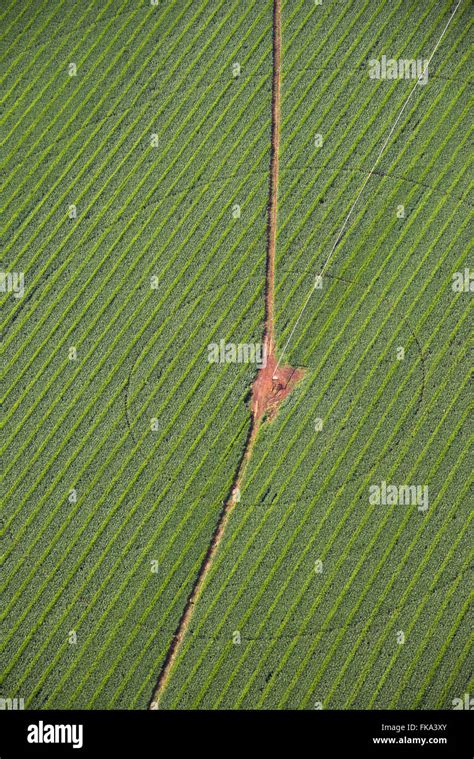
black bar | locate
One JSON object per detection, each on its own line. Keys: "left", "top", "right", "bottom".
{"left": 0, "top": 710, "right": 472, "bottom": 757}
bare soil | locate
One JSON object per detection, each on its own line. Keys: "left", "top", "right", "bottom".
{"left": 149, "top": 0, "right": 302, "bottom": 709}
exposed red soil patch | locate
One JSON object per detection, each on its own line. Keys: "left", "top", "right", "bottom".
{"left": 252, "top": 342, "right": 304, "bottom": 422}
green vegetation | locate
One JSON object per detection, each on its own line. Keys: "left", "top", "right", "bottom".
{"left": 160, "top": 0, "right": 473, "bottom": 709}
{"left": 1, "top": 0, "right": 472, "bottom": 710}
{"left": 1, "top": 0, "right": 273, "bottom": 708}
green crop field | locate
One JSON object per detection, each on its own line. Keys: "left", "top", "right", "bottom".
{"left": 1, "top": 0, "right": 472, "bottom": 712}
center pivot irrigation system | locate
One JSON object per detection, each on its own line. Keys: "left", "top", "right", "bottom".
{"left": 148, "top": 0, "right": 463, "bottom": 709}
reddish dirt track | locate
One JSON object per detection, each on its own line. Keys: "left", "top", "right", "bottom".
{"left": 251, "top": 0, "right": 302, "bottom": 425}
{"left": 149, "top": 0, "right": 302, "bottom": 709}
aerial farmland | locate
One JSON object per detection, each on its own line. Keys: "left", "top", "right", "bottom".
{"left": 1, "top": 0, "right": 472, "bottom": 716}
